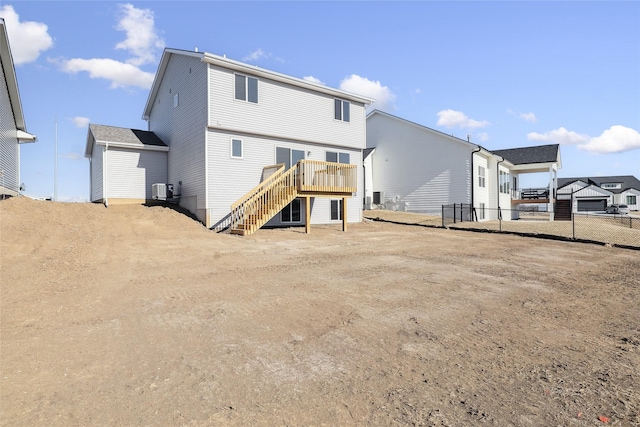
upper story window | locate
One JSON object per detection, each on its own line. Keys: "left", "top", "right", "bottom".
{"left": 173, "top": 93, "right": 179, "bottom": 108}
{"left": 601, "top": 183, "right": 621, "bottom": 189}
{"left": 334, "top": 99, "right": 350, "bottom": 122}
{"left": 326, "top": 151, "right": 350, "bottom": 164}
{"left": 499, "top": 170, "right": 510, "bottom": 194}
{"left": 235, "top": 74, "right": 258, "bottom": 103}
{"left": 478, "top": 166, "right": 486, "bottom": 188}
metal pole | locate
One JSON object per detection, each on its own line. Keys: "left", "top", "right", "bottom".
{"left": 54, "top": 116, "right": 58, "bottom": 202}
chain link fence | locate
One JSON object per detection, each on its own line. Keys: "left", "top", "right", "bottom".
{"left": 444, "top": 206, "right": 640, "bottom": 250}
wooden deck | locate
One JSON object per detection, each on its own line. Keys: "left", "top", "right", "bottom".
{"left": 229, "top": 160, "right": 356, "bottom": 236}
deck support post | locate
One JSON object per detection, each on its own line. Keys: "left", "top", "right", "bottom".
{"left": 342, "top": 197, "right": 347, "bottom": 232}
{"left": 305, "top": 196, "right": 311, "bottom": 234}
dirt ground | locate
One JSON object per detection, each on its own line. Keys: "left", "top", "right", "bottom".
{"left": 1, "top": 197, "right": 639, "bottom": 426}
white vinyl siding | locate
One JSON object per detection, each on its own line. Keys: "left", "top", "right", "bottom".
{"left": 148, "top": 54, "right": 208, "bottom": 212}
{"left": 105, "top": 147, "right": 167, "bottom": 199}
{"left": 473, "top": 154, "right": 491, "bottom": 219}
{"left": 366, "top": 112, "right": 473, "bottom": 215}
{"left": 90, "top": 144, "right": 104, "bottom": 201}
{"left": 208, "top": 64, "right": 366, "bottom": 150}
{"left": 206, "top": 130, "right": 361, "bottom": 228}
{"left": 0, "top": 60, "right": 19, "bottom": 195}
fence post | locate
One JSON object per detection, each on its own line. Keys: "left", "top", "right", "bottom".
{"left": 442, "top": 205, "right": 444, "bottom": 227}
{"left": 572, "top": 213, "right": 575, "bottom": 239}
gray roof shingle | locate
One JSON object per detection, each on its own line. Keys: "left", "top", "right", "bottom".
{"left": 558, "top": 175, "right": 640, "bottom": 194}
{"left": 90, "top": 124, "right": 167, "bottom": 147}
{"left": 492, "top": 144, "right": 559, "bottom": 165}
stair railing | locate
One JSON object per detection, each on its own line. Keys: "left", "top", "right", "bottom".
{"left": 230, "top": 164, "right": 285, "bottom": 231}
{"left": 230, "top": 165, "right": 298, "bottom": 235}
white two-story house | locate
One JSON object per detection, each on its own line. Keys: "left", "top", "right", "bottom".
{"left": 86, "top": 48, "right": 371, "bottom": 234}
{"left": 365, "top": 110, "right": 562, "bottom": 221}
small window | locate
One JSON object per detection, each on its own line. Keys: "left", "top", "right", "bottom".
{"left": 231, "top": 138, "right": 243, "bottom": 158}
{"left": 173, "top": 93, "right": 179, "bottom": 108}
{"left": 235, "top": 74, "right": 258, "bottom": 103}
{"left": 334, "top": 99, "right": 350, "bottom": 122}
{"left": 627, "top": 195, "right": 637, "bottom": 205}
{"left": 478, "top": 166, "right": 486, "bottom": 188}
{"left": 326, "top": 151, "right": 350, "bottom": 164}
{"left": 331, "top": 199, "right": 343, "bottom": 220}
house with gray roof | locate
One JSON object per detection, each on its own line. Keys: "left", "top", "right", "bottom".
{"left": 0, "top": 18, "right": 37, "bottom": 198}
{"left": 85, "top": 48, "right": 371, "bottom": 234}
{"left": 84, "top": 124, "right": 168, "bottom": 205}
{"left": 558, "top": 175, "right": 640, "bottom": 212}
{"left": 365, "top": 110, "right": 562, "bottom": 220}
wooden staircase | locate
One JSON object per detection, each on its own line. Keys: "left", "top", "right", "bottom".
{"left": 229, "top": 164, "right": 299, "bottom": 236}
{"left": 554, "top": 199, "right": 572, "bottom": 221}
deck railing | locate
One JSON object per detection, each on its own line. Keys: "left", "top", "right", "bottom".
{"left": 512, "top": 187, "right": 551, "bottom": 200}
{"left": 298, "top": 159, "right": 357, "bottom": 194}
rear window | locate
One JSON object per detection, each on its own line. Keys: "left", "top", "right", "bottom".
{"left": 619, "top": 204, "right": 628, "bottom": 208}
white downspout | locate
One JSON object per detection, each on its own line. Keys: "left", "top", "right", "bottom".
{"left": 104, "top": 142, "right": 109, "bottom": 207}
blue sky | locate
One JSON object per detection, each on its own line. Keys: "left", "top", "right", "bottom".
{"left": 3, "top": 1, "right": 639, "bottom": 201}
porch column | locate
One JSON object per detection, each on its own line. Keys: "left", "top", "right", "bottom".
{"left": 305, "top": 196, "right": 311, "bottom": 234}
{"left": 342, "top": 197, "right": 347, "bottom": 232}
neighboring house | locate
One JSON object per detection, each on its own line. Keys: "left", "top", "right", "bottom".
{"left": 365, "top": 110, "right": 562, "bottom": 221}
{"left": 0, "top": 18, "right": 36, "bottom": 197}
{"left": 558, "top": 176, "right": 640, "bottom": 212}
{"left": 86, "top": 48, "right": 372, "bottom": 234}
{"left": 84, "top": 124, "right": 169, "bottom": 204}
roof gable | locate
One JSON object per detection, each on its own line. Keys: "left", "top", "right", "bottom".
{"left": 366, "top": 109, "right": 492, "bottom": 155}
{"left": 0, "top": 18, "right": 35, "bottom": 140}
{"left": 558, "top": 175, "right": 640, "bottom": 194}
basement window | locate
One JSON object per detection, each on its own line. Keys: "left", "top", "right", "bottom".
{"left": 331, "top": 199, "right": 343, "bottom": 220}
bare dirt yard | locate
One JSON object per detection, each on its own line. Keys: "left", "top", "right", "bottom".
{"left": 1, "top": 197, "right": 639, "bottom": 426}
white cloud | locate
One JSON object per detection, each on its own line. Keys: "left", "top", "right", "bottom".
{"left": 578, "top": 125, "right": 640, "bottom": 154}
{"left": 0, "top": 5, "right": 53, "bottom": 65}
{"left": 70, "top": 116, "right": 90, "bottom": 128}
{"left": 477, "top": 132, "right": 490, "bottom": 142}
{"left": 115, "top": 3, "right": 164, "bottom": 66}
{"left": 527, "top": 127, "right": 589, "bottom": 145}
{"left": 58, "top": 4, "right": 161, "bottom": 90}
{"left": 527, "top": 125, "right": 640, "bottom": 154}
{"left": 519, "top": 112, "right": 537, "bottom": 123}
{"left": 436, "top": 109, "right": 489, "bottom": 129}
{"left": 303, "top": 75, "right": 324, "bottom": 85}
{"left": 243, "top": 48, "right": 269, "bottom": 62}
{"left": 339, "top": 74, "right": 395, "bottom": 111}
{"left": 61, "top": 58, "right": 155, "bottom": 89}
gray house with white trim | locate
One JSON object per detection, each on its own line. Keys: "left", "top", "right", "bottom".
{"left": 0, "top": 18, "right": 36, "bottom": 197}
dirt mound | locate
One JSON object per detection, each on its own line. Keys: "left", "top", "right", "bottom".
{"left": 1, "top": 197, "right": 207, "bottom": 239}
